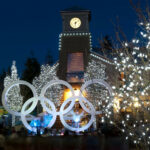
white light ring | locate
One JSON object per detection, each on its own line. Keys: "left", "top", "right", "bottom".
{"left": 39, "top": 97, "right": 57, "bottom": 128}
{"left": 2, "top": 80, "right": 38, "bottom": 116}
{"left": 96, "top": 111, "right": 102, "bottom": 115}
{"left": 80, "top": 79, "right": 113, "bottom": 108}
{"left": 80, "top": 79, "right": 113, "bottom": 97}
{"left": 21, "top": 97, "right": 39, "bottom": 131}
{"left": 40, "top": 80, "right": 75, "bottom": 113}
{"left": 60, "top": 96, "right": 76, "bottom": 115}
{"left": 21, "top": 97, "right": 56, "bottom": 131}
{"left": 78, "top": 96, "right": 96, "bottom": 115}
{"left": 59, "top": 96, "right": 95, "bottom": 132}
{"left": 40, "top": 96, "right": 56, "bottom": 115}
{"left": 79, "top": 97, "right": 102, "bottom": 115}
{"left": 22, "top": 97, "right": 38, "bottom": 115}
{"left": 60, "top": 114, "right": 95, "bottom": 132}
{"left": 40, "top": 80, "right": 75, "bottom": 97}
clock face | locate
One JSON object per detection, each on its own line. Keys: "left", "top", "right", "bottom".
{"left": 70, "top": 17, "right": 81, "bottom": 29}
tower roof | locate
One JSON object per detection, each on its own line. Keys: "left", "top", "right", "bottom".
{"left": 61, "top": 6, "right": 90, "bottom": 13}
{"left": 61, "top": 6, "right": 91, "bottom": 21}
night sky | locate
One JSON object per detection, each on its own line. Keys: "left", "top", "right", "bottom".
{"left": 0, "top": 0, "right": 146, "bottom": 75}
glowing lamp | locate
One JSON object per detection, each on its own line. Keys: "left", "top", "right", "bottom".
{"left": 74, "top": 116, "right": 80, "bottom": 122}
{"left": 74, "top": 88, "right": 80, "bottom": 96}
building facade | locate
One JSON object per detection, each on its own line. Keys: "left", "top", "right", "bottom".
{"left": 57, "top": 7, "right": 117, "bottom": 89}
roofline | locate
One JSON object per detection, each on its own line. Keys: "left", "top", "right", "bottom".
{"left": 90, "top": 51, "right": 114, "bottom": 65}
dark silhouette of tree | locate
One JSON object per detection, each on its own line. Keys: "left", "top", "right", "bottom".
{"left": 45, "top": 50, "right": 54, "bottom": 65}
{"left": 22, "top": 57, "right": 40, "bottom": 83}
{"left": 0, "top": 68, "right": 9, "bottom": 105}
{"left": 93, "top": 35, "right": 114, "bottom": 59}
{"left": 100, "top": 35, "right": 113, "bottom": 50}
{"left": 7, "top": 66, "right": 11, "bottom": 76}
{"left": 21, "top": 56, "right": 40, "bottom": 101}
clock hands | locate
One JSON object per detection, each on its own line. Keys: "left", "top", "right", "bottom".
{"left": 74, "top": 21, "right": 77, "bottom": 26}
{"left": 74, "top": 20, "right": 80, "bottom": 27}
{"left": 70, "top": 17, "right": 81, "bottom": 29}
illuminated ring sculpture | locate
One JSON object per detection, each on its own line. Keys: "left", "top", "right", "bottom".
{"left": 40, "top": 80, "right": 75, "bottom": 113}
{"left": 21, "top": 96, "right": 57, "bottom": 131}
{"left": 59, "top": 96, "right": 95, "bottom": 132}
{"left": 2, "top": 79, "right": 113, "bottom": 132}
{"left": 21, "top": 80, "right": 75, "bottom": 131}
{"left": 2, "top": 80, "right": 38, "bottom": 116}
{"left": 80, "top": 79, "right": 113, "bottom": 114}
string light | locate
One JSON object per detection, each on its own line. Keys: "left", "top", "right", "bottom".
{"left": 113, "top": 18, "right": 150, "bottom": 146}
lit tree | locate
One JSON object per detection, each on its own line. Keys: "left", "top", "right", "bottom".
{"left": 32, "top": 64, "right": 63, "bottom": 109}
{"left": 84, "top": 59, "right": 108, "bottom": 108}
{"left": 84, "top": 58, "right": 112, "bottom": 128}
{"left": 113, "top": 9, "right": 150, "bottom": 147}
{"left": 4, "top": 61, "right": 23, "bottom": 126}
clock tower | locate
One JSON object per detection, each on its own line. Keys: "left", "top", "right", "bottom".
{"left": 61, "top": 7, "right": 90, "bottom": 33}
{"left": 57, "top": 7, "right": 92, "bottom": 84}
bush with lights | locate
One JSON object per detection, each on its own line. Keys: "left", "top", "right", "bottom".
{"left": 113, "top": 8, "right": 150, "bottom": 147}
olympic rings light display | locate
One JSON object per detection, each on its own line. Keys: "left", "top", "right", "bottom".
{"left": 2, "top": 79, "right": 113, "bottom": 132}
{"left": 2, "top": 80, "right": 38, "bottom": 116}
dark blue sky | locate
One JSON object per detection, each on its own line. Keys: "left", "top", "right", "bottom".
{"left": 0, "top": 0, "right": 144, "bottom": 75}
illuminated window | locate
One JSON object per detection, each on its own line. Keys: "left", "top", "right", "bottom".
{"left": 67, "top": 53, "right": 84, "bottom": 72}
{"left": 67, "top": 53, "right": 84, "bottom": 83}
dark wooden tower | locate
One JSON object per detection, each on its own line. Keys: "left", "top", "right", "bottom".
{"left": 57, "top": 7, "right": 92, "bottom": 84}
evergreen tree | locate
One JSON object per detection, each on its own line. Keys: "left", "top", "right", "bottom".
{"left": 0, "top": 69, "right": 6, "bottom": 106}
{"left": 84, "top": 58, "right": 112, "bottom": 128}
{"left": 22, "top": 57, "right": 40, "bottom": 83}
{"left": 33, "top": 64, "right": 63, "bottom": 108}
{"left": 84, "top": 58, "right": 108, "bottom": 109}
{"left": 21, "top": 56, "right": 40, "bottom": 101}
{"left": 45, "top": 50, "right": 54, "bottom": 65}
{"left": 4, "top": 61, "right": 23, "bottom": 126}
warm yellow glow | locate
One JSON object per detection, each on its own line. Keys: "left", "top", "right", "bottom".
{"left": 70, "top": 17, "right": 81, "bottom": 29}
{"left": 133, "top": 101, "right": 140, "bottom": 108}
{"left": 133, "top": 97, "right": 140, "bottom": 108}
{"left": 113, "top": 97, "right": 120, "bottom": 113}
{"left": 64, "top": 88, "right": 80, "bottom": 101}
{"left": 64, "top": 89, "right": 72, "bottom": 101}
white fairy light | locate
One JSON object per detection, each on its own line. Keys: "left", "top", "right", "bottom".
{"left": 4, "top": 61, "right": 23, "bottom": 126}
{"left": 113, "top": 16, "right": 150, "bottom": 147}
{"left": 33, "top": 63, "right": 63, "bottom": 107}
